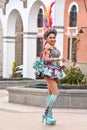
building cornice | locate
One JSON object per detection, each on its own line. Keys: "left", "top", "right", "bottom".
{"left": 0, "top": 0, "right": 9, "bottom": 15}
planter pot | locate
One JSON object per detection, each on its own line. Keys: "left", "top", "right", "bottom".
{"left": 7, "top": 87, "right": 87, "bottom": 109}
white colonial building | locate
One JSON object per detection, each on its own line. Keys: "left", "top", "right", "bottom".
{"left": 0, "top": 0, "right": 65, "bottom": 79}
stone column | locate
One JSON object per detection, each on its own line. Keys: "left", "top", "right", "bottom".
{"left": 23, "top": 32, "right": 37, "bottom": 79}
{"left": 3, "top": 36, "right": 15, "bottom": 78}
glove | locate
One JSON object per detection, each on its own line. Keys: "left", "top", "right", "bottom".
{"left": 53, "top": 58, "right": 62, "bottom": 61}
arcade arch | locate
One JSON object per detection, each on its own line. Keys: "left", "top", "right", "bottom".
{"left": 7, "top": 9, "right": 23, "bottom": 65}
{"left": 23, "top": 0, "right": 45, "bottom": 79}
{"left": 3, "top": 9, "right": 23, "bottom": 77}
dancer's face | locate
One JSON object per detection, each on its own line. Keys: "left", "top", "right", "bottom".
{"left": 46, "top": 33, "right": 56, "bottom": 46}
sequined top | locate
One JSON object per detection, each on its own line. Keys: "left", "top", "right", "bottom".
{"left": 50, "top": 49, "right": 60, "bottom": 58}
{"left": 41, "top": 48, "right": 60, "bottom": 66}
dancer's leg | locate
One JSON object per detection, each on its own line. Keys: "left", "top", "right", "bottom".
{"left": 42, "top": 77, "right": 59, "bottom": 125}
{"left": 44, "top": 76, "right": 59, "bottom": 95}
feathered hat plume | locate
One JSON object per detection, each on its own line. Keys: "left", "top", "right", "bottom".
{"left": 44, "top": 1, "right": 56, "bottom": 28}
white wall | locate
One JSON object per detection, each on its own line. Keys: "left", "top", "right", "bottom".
{"left": 0, "top": 0, "right": 65, "bottom": 78}
{"left": 54, "top": 0, "right": 66, "bottom": 57}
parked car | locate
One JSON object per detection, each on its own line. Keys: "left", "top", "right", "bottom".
{"left": 15, "top": 65, "right": 23, "bottom": 77}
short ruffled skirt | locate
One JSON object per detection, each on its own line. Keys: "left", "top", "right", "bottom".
{"left": 33, "top": 59, "right": 66, "bottom": 80}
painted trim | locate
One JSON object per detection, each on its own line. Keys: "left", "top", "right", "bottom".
{"left": 68, "top": 2, "right": 79, "bottom": 13}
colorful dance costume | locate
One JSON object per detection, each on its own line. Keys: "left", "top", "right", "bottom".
{"left": 33, "top": 1, "right": 66, "bottom": 125}
{"left": 33, "top": 47, "right": 66, "bottom": 80}
{"left": 33, "top": 47, "right": 66, "bottom": 125}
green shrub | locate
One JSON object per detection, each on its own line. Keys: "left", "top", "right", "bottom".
{"left": 59, "top": 67, "right": 86, "bottom": 85}
{"left": 12, "top": 61, "right": 18, "bottom": 78}
{"left": 12, "top": 61, "right": 17, "bottom": 73}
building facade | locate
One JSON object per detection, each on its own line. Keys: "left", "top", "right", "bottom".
{"left": 64, "top": 0, "right": 87, "bottom": 74}
{"left": 0, "top": 0, "right": 87, "bottom": 79}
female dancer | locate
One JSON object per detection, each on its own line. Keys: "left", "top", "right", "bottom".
{"left": 33, "top": 28, "right": 66, "bottom": 125}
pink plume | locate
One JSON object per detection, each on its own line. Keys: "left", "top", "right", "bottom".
{"left": 44, "top": 1, "right": 56, "bottom": 28}
{"left": 49, "top": 1, "right": 56, "bottom": 27}
{"left": 50, "top": 1, "right": 56, "bottom": 15}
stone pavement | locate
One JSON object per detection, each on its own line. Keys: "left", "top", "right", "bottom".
{"left": 0, "top": 90, "right": 87, "bottom": 130}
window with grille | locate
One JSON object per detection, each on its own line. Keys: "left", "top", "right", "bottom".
{"left": 69, "top": 5, "right": 77, "bottom": 27}
{"left": 37, "top": 8, "right": 43, "bottom": 27}
{"left": 68, "top": 38, "right": 77, "bottom": 60}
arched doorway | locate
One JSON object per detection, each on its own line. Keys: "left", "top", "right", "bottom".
{"left": 3, "top": 9, "right": 23, "bottom": 77}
